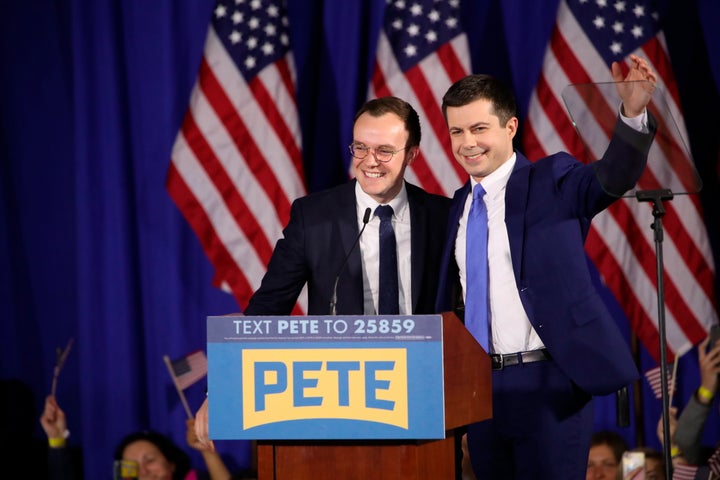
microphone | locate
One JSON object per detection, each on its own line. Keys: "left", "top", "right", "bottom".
{"left": 329, "top": 207, "right": 372, "bottom": 315}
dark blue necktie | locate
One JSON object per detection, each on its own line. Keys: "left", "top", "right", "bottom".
{"left": 375, "top": 205, "right": 399, "bottom": 315}
{"left": 465, "top": 184, "right": 489, "bottom": 351}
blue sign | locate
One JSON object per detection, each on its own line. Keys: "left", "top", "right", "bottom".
{"left": 207, "top": 315, "right": 445, "bottom": 440}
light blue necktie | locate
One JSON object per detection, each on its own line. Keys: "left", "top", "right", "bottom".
{"left": 375, "top": 205, "right": 399, "bottom": 315}
{"left": 465, "top": 184, "right": 489, "bottom": 351}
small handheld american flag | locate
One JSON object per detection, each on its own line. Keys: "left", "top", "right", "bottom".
{"left": 644, "top": 361, "right": 677, "bottom": 401}
{"left": 671, "top": 463, "right": 698, "bottom": 480}
{"left": 163, "top": 350, "right": 208, "bottom": 419}
{"left": 708, "top": 444, "right": 720, "bottom": 477}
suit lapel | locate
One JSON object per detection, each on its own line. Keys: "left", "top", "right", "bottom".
{"left": 505, "top": 153, "right": 531, "bottom": 284}
{"left": 336, "top": 181, "right": 365, "bottom": 312}
{"left": 438, "top": 182, "right": 470, "bottom": 308}
{"left": 337, "top": 182, "right": 360, "bottom": 263}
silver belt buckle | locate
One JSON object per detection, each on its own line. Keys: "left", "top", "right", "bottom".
{"left": 494, "top": 354, "right": 504, "bottom": 370}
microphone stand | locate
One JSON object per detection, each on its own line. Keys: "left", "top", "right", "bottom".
{"left": 329, "top": 207, "right": 371, "bottom": 315}
{"left": 635, "top": 188, "right": 674, "bottom": 480}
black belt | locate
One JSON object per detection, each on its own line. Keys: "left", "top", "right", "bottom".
{"left": 490, "top": 349, "right": 551, "bottom": 370}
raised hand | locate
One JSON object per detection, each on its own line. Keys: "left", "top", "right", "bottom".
{"left": 697, "top": 334, "right": 720, "bottom": 402}
{"left": 40, "top": 395, "right": 67, "bottom": 440}
{"left": 611, "top": 54, "right": 657, "bottom": 118}
{"left": 194, "top": 397, "right": 215, "bottom": 451}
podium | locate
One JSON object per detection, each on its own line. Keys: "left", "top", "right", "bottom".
{"left": 253, "top": 312, "right": 491, "bottom": 479}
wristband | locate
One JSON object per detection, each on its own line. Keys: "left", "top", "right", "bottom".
{"left": 697, "top": 386, "right": 714, "bottom": 403}
{"left": 48, "top": 428, "right": 70, "bottom": 448}
{"left": 48, "top": 437, "right": 67, "bottom": 448}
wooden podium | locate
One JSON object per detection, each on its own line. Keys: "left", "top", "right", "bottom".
{"left": 255, "top": 312, "right": 491, "bottom": 479}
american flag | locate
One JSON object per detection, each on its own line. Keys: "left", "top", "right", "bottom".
{"left": 523, "top": 0, "right": 717, "bottom": 362}
{"left": 709, "top": 444, "right": 720, "bottom": 476}
{"left": 166, "top": 350, "right": 207, "bottom": 390}
{"left": 643, "top": 364, "right": 674, "bottom": 400}
{"left": 367, "top": 0, "right": 470, "bottom": 196}
{"left": 166, "top": 0, "right": 306, "bottom": 312}
{"left": 671, "top": 464, "right": 699, "bottom": 480}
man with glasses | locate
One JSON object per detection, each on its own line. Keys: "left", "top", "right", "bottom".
{"left": 241, "top": 95, "right": 450, "bottom": 317}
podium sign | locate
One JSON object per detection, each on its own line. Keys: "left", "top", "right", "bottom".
{"left": 207, "top": 315, "right": 445, "bottom": 440}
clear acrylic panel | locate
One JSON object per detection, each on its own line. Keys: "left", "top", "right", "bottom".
{"left": 561, "top": 81, "right": 701, "bottom": 197}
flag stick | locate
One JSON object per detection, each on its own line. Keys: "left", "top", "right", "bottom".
{"left": 669, "top": 355, "right": 679, "bottom": 406}
{"left": 51, "top": 337, "right": 75, "bottom": 397}
{"left": 163, "top": 355, "right": 194, "bottom": 419}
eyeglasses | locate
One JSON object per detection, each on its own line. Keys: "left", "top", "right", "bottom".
{"left": 348, "top": 143, "right": 409, "bottom": 163}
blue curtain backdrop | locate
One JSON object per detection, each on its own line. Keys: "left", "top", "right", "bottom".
{"left": 1, "top": 0, "right": 719, "bottom": 478}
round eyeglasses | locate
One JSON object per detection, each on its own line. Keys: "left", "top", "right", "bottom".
{"left": 348, "top": 143, "right": 409, "bottom": 163}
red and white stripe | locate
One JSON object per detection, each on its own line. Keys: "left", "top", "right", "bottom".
{"left": 671, "top": 464, "right": 699, "bottom": 480}
{"left": 643, "top": 364, "right": 674, "bottom": 401}
{"left": 167, "top": 26, "right": 306, "bottom": 313}
{"left": 368, "top": 32, "right": 470, "bottom": 197}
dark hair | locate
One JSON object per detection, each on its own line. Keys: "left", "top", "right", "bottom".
{"left": 632, "top": 446, "right": 663, "bottom": 461}
{"left": 113, "top": 430, "right": 191, "bottom": 480}
{"left": 590, "top": 430, "right": 629, "bottom": 463}
{"left": 353, "top": 96, "right": 421, "bottom": 148}
{"left": 441, "top": 74, "right": 517, "bottom": 126}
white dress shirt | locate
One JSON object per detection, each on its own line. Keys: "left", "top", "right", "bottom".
{"left": 455, "top": 154, "right": 544, "bottom": 354}
{"left": 355, "top": 182, "right": 412, "bottom": 315}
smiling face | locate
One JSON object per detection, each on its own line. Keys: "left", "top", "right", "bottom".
{"left": 122, "top": 440, "right": 176, "bottom": 480}
{"left": 351, "top": 111, "right": 417, "bottom": 204}
{"left": 446, "top": 97, "right": 517, "bottom": 183}
{"left": 586, "top": 444, "right": 620, "bottom": 480}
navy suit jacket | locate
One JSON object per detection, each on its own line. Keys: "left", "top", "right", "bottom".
{"left": 246, "top": 180, "right": 451, "bottom": 316}
{"left": 436, "top": 117, "right": 657, "bottom": 396}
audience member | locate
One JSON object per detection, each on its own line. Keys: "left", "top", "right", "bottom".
{"left": 587, "top": 430, "right": 628, "bottom": 480}
{"left": 640, "top": 447, "right": 665, "bottom": 480}
{"left": 673, "top": 332, "right": 720, "bottom": 465}
{"left": 621, "top": 447, "right": 665, "bottom": 480}
{"left": 40, "top": 394, "right": 80, "bottom": 479}
{"left": 655, "top": 331, "right": 719, "bottom": 469}
{"left": 114, "top": 429, "right": 194, "bottom": 480}
{"left": 1, "top": 379, "right": 57, "bottom": 479}
{"left": 185, "top": 418, "right": 232, "bottom": 480}
{"left": 40, "top": 395, "right": 238, "bottom": 480}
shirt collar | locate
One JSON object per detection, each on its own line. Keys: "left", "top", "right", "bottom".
{"left": 470, "top": 153, "right": 516, "bottom": 200}
{"left": 355, "top": 181, "right": 409, "bottom": 221}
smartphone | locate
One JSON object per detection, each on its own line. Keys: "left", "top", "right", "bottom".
{"left": 707, "top": 324, "right": 720, "bottom": 353}
{"left": 622, "top": 451, "right": 645, "bottom": 479}
{"left": 113, "top": 460, "right": 138, "bottom": 480}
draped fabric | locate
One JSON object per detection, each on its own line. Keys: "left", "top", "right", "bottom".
{"left": 1, "top": 1, "right": 718, "bottom": 478}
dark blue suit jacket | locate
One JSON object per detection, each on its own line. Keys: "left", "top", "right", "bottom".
{"left": 246, "top": 180, "right": 450, "bottom": 316}
{"left": 436, "top": 118, "right": 656, "bottom": 396}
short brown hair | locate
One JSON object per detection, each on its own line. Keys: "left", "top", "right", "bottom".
{"left": 441, "top": 74, "right": 517, "bottom": 126}
{"left": 354, "top": 96, "right": 421, "bottom": 148}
